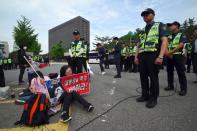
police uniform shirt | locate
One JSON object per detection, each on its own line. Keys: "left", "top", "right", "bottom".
{"left": 113, "top": 42, "right": 121, "bottom": 58}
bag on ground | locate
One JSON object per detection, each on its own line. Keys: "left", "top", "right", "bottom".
{"left": 15, "top": 94, "right": 49, "bottom": 126}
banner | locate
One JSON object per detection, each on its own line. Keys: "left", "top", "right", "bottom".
{"left": 60, "top": 72, "right": 91, "bottom": 95}
{"left": 45, "top": 72, "right": 91, "bottom": 95}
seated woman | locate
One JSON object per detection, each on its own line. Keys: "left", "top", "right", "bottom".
{"left": 58, "top": 65, "right": 94, "bottom": 122}
{"left": 29, "top": 67, "right": 94, "bottom": 123}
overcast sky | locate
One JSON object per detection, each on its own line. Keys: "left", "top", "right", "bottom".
{"left": 0, "top": 0, "right": 196, "bottom": 53}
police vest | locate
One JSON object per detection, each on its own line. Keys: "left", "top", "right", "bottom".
{"left": 139, "top": 22, "right": 160, "bottom": 53}
{"left": 8, "top": 59, "right": 12, "bottom": 64}
{"left": 121, "top": 47, "right": 128, "bottom": 56}
{"left": 185, "top": 43, "right": 192, "bottom": 54}
{"left": 70, "top": 41, "right": 83, "bottom": 57}
{"left": 3, "top": 59, "right": 7, "bottom": 64}
{"left": 168, "top": 33, "right": 182, "bottom": 55}
{"left": 129, "top": 47, "right": 135, "bottom": 56}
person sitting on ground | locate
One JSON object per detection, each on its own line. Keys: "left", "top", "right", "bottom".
{"left": 29, "top": 68, "right": 94, "bottom": 123}
{"left": 57, "top": 65, "right": 94, "bottom": 122}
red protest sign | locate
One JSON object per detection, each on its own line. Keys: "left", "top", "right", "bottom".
{"left": 60, "top": 72, "right": 91, "bottom": 95}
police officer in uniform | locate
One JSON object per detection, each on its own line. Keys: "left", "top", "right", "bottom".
{"left": 8, "top": 58, "right": 12, "bottom": 70}
{"left": 3, "top": 58, "right": 8, "bottom": 70}
{"left": 129, "top": 42, "right": 137, "bottom": 72}
{"left": 112, "top": 37, "right": 122, "bottom": 78}
{"left": 120, "top": 43, "right": 129, "bottom": 72}
{"left": 165, "top": 21, "right": 187, "bottom": 96}
{"left": 69, "top": 30, "right": 84, "bottom": 74}
{"left": 104, "top": 49, "right": 110, "bottom": 69}
{"left": 185, "top": 42, "right": 192, "bottom": 73}
{"left": 135, "top": 8, "right": 168, "bottom": 108}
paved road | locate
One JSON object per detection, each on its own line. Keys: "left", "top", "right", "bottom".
{"left": 0, "top": 64, "right": 197, "bottom": 131}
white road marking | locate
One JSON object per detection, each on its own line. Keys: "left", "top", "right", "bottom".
{"left": 109, "top": 87, "right": 116, "bottom": 95}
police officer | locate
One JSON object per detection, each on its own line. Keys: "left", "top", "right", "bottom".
{"left": 104, "top": 49, "right": 110, "bottom": 69}
{"left": 3, "top": 58, "right": 8, "bottom": 70}
{"left": 69, "top": 30, "right": 84, "bottom": 74}
{"left": 185, "top": 42, "right": 192, "bottom": 73}
{"left": 81, "top": 38, "right": 89, "bottom": 72}
{"left": 112, "top": 37, "right": 122, "bottom": 78}
{"left": 129, "top": 42, "right": 137, "bottom": 72}
{"left": 8, "top": 58, "right": 12, "bottom": 70}
{"left": 165, "top": 21, "right": 187, "bottom": 96}
{"left": 96, "top": 43, "right": 106, "bottom": 75}
{"left": 120, "top": 43, "right": 129, "bottom": 72}
{"left": 135, "top": 8, "right": 168, "bottom": 108}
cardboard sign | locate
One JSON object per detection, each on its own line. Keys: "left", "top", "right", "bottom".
{"left": 60, "top": 72, "right": 91, "bottom": 95}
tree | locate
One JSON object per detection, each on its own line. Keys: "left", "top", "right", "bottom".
{"left": 93, "top": 35, "right": 113, "bottom": 50}
{"left": 93, "top": 35, "right": 112, "bottom": 45}
{"left": 50, "top": 41, "right": 65, "bottom": 60}
{"left": 181, "top": 18, "right": 197, "bottom": 42}
{"left": 13, "top": 16, "right": 41, "bottom": 55}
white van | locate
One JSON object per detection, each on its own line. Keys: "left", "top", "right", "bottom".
{"left": 88, "top": 51, "right": 99, "bottom": 64}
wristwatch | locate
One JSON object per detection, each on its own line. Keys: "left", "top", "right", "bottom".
{"left": 158, "top": 56, "right": 163, "bottom": 59}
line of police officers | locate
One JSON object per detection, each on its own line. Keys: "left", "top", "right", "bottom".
{"left": 0, "top": 55, "right": 49, "bottom": 71}
{"left": 110, "top": 8, "right": 191, "bottom": 108}
{"left": 68, "top": 8, "right": 195, "bottom": 109}
{"left": 0, "top": 58, "right": 14, "bottom": 70}
{"left": 134, "top": 8, "right": 189, "bottom": 108}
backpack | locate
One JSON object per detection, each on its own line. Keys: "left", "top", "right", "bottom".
{"left": 15, "top": 94, "right": 49, "bottom": 126}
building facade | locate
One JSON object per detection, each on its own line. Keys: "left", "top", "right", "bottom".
{"left": 48, "top": 16, "right": 90, "bottom": 52}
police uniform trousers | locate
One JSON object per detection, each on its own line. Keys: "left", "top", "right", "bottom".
{"left": 139, "top": 52, "right": 159, "bottom": 100}
{"left": 120, "top": 56, "right": 127, "bottom": 71}
{"left": 115, "top": 57, "right": 121, "bottom": 76}
{"left": 166, "top": 54, "right": 187, "bottom": 91}
{"left": 71, "top": 57, "right": 83, "bottom": 74}
{"left": 186, "top": 53, "right": 192, "bottom": 72}
{"left": 129, "top": 56, "right": 136, "bottom": 72}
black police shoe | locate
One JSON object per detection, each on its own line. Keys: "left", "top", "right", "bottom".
{"left": 164, "top": 86, "right": 174, "bottom": 91}
{"left": 114, "top": 75, "right": 121, "bottom": 78}
{"left": 146, "top": 100, "right": 157, "bottom": 108}
{"left": 179, "top": 90, "right": 187, "bottom": 96}
{"left": 136, "top": 96, "right": 149, "bottom": 102}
